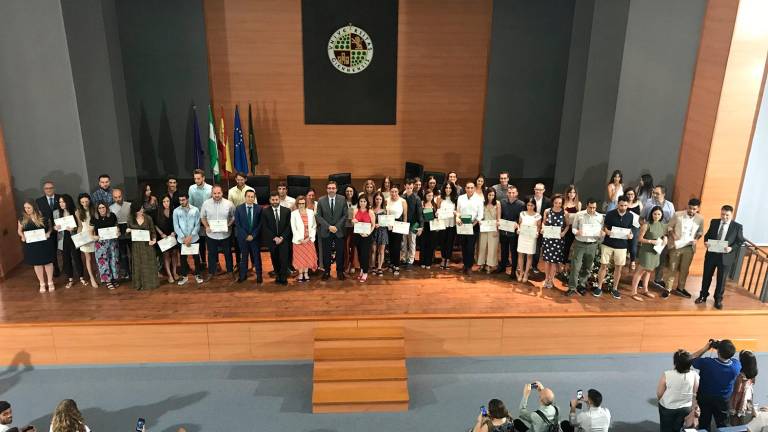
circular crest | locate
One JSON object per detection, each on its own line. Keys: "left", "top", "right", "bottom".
{"left": 327, "top": 25, "right": 374, "bottom": 74}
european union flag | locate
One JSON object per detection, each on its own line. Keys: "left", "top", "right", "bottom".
{"left": 233, "top": 105, "right": 248, "bottom": 174}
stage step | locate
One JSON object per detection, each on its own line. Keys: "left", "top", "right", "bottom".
{"left": 312, "top": 327, "right": 409, "bottom": 413}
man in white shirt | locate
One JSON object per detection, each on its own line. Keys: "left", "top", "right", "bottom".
{"left": 0, "top": 401, "right": 36, "bottom": 432}
{"left": 562, "top": 389, "right": 611, "bottom": 432}
{"left": 110, "top": 188, "right": 132, "bottom": 280}
{"left": 277, "top": 181, "right": 296, "bottom": 209}
{"left": 200, "top": 185, "right": 235, "bottom": 279}
{"left": 188, "top": 169, "right": 213, "bottom": 271}
{"left": 456, "top": 182, "right": 483, "bottom": 275}
{"left": 566, "top": 199, "right": 604, "bottom": 296}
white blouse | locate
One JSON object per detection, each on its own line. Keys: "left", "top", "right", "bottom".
{"left": 438, "top": 198, "right": 456, "bottom": 227}
{"left": 387, "top": 198, "right": 405, "bottom": 220}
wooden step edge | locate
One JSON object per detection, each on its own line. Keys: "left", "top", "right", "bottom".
{"left": 314, "top": 327, "right": 405, "bottom": 341}
{"left": 312, "top": 401, "right": 409, "bottom": 413}
{"left": 313, "top": 367, "right": 408, "bottom": 382}
{"left": 313, "top": 346, "right": 406, "bottom": 361}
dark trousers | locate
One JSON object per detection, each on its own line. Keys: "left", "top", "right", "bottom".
{"left": 269, "top": 242, "right": 290, "bottom": 282}
{"left": 420, "top": 230, "right": 436, "bottom": 267}
{"left": 354, "top": 234, "right": 372, "bottom": 273}
{"left": 238, "top": 237, "right": 263, "bottom": 280}
{"left": 180, "top": 244, "right": 201, "bottom": 276}
{"left": 206, "top": 236, "right": 233, "bottom": 274}
{"left": 117, "top": 230, "right": 131, "bottom": 278}
{"left": 198, "top": 233, "right": 207, "bottom": 265}
{"left": 388, "top": 232, "right": 403, "bottom": 268}
{"left": 659, "top": 404, "right": 692, "bottom": 432}
{"left": 698, "top": 392, "right": 729, "bottom": 430}
{"left": 440, "top": 226, "right": 456, "bottom": 261}
{"left": 499, "top": 234, "right": 519, "bottom": 272}
{"left": 459, "top": 228, "right": 476, "bottom": 270}
{"left": 563, "top": 230, "right": 575, "bottom": 264}
{"left": 233, "top": 240, "right": 241, "bottom": 269}
{"left": 700, "top": 253, "right": 731, "bottom": 302}
{"left": 322, "top": 235, "right": 345, "bottom": 276}
{"left": 48, "top": 235, "right": 60, "bottom": 274}
{"left": 532, "top": 235, "right": 542, "bottom": 270}
{"left": 61, "top": 236, "right": 83, "bottom": 279}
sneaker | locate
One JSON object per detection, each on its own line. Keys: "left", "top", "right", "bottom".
{"left": 661, "top": 290, "right": 670, "bottom": 299}
{"left": 675, "top": 288, "right": 692, "bottom": 298}
{"left": 577, "top": 286, "right": 587, "bottom": 296}
{"left": 177, "top": 276, "right": 189, "bottom": 286}
{"left": 654, "top": 280, "right": 666, "bottom": 289}
{"left": 592, "top": 287, "right": 602, "bottom": 297}
{"left": 194, "top": 275, "right": 204, "bottom": 284}
{"left": 611, "top": 289, "right": 621, "bottom": 299}
{"left": 565, "top": 289, "right": 577, "bottom": 297}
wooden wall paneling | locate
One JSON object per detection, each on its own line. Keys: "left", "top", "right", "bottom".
{"left": 0, "top": 326, "right": 57, "bottom": 365}
{"left": 0, "top": 125, "right": 23, "bottom": 279}
{"left": 639, "top": 315, "right": 768, "bottom": 352}
{"left": 203, "top": 0, "right": 492, "bottom": 179}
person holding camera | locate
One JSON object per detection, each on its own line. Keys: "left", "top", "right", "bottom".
{"left": 471, "top": 399, "right": 515, "bottom": 432}
{"left": 691, "top": 339, "right": 741, "bottom": 430}
{"left": 0, "top": 401, "right": 36, "bottom": 432}
{"left": 657, "top": 349, "right": 700, "bottom": 432}
{"left": 561, "top": 389, "right": 610, "bottom": 432}
{"left": 515, "top": 382, "right": 559, "bottom": 432}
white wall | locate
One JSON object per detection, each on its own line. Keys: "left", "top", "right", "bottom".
{"left": 738, "top": 81, "right": 768, "bottom": 245}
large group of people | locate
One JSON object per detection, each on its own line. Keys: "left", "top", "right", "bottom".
{"left": 18, "top": 169, "right": 745, "bottom": 307}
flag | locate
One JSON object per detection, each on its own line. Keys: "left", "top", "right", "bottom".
{"left": 192, "top": 106, "right": 203, "bottom": 169}
{"left": 207, "top": 105, "right": 219, "bottom": 182}
{"left": 248, "top": 103, "right": 258, "bottom": 173}
{"left": 233, "top": 105, "right": 248, "bottom": 174}
{"left": 217, "top": 107, "right": 230, "bottom": 180}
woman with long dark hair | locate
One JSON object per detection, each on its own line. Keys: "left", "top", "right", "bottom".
{"left": 127, "top": 200, "right": 158, "bottom": 290}
{"left": 636, "top": 173, "right": 655, "bottom": 204}
{"left": 629, "top": 205, "right": 666, "bottom": 301}
{"left": 92, "top": 201, "right": 120, "bottom": 289}
{"left": 605, "top": 170, "right": 624, "bottom": 212}
{"left": 351, "top": 195, "right": 376, "bottom": 282}
{"left": 470, "top": 398, "right": 513, "bottom": 432}
{"left": 419, "top": 189, "right": 439, "bottom": 269}
{"left": 437, "top": 181, "right": 458, "bottom": 269}
{"left": 730, "top": 350, "right": 758, "bottom": 425}
{"left": 75, "top": 193, "right": 99, "bottom": 288}
{"left": 54, "top": 194, "right": 85, "bottom": 288}
{"left": 343, "top": 185, "right": 360, "bottom": 274}
{"left": 155, "top": 195, "right": 180, "bottom": 284}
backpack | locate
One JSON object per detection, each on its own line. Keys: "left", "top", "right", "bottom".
{"left": 535, "top": 405, "right": 561, "bottom": 432}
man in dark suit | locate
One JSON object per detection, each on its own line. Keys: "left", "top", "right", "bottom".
{"left": 496, "top": 185, "right": 525, "bottom": 277}
{"left": 36, "top": 180, "right": 61, "bottom": 277}
{"left": 315, "top": 181, "right": 347, "bottom": 280}
{"left": 234, "top": 190, "right": 263, "bottom": 284}
{"left": 529, "top": 183, "right": 552, "bottom": 273}
{"left": 696, "top": 205, "right": 744, "bottom": 310}
{"left": 262, "top": 191, "right": 292, "bottom": 285}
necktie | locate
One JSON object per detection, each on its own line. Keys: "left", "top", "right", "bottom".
{"left": 718, "top": 223, "right": 725, "bottom": 241}
{"left": 274, "top": 208, "right": 280, "bottom": 225}
{"left": 330, "top": 197, "right": 334, "bottom": 213}
{"left": 247, "top": 206, "right": 253, "bottom": 231}
{"left": 49, "top": 197, "right": 54, "bottom": 209}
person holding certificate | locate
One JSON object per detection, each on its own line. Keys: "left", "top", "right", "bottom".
{"left": 155, "top": 195, "right": 180, "bottom": 284}
{"left": 497, "top": 186, "right": 525, "bottom": 277}
{"left": 351, "top": 195, "right": 375, "bottom": 282}
{"left": 188, "top": 169, "right": 213, "bottom": 272}
{"left": 541, "top": 194, "right": 567, "bottom": 289}
{"left": 561, "top": 185, "right": 582, "bottom": 278}
{"left": 663, "top": 198, "right": 704, "bottom": 298}
{"left": 290, "top": 195, "right": 317, "bottom": 283}
{"left": 625, "top": 189, "right": 643, "bottom": 272}
{"left": 456, "top": 182, "right": 484, "bottom": 275}
{"left": 437, "top": 182, "right": 458, "bottom": 270}
{"left": 36, "top": 180, "right": 61, "bottom": 277}
{"left": 91, "top": 202, "right": 120, "bottom": 289}
{"left": 629, "top": 206, "right": 667, "bottom": 301}
{"left": 566, "top": 199, "right": 603, "bottom": 296}
{"left": 385, "top": 185, "right": 408, "bottom": 276}
{"left": 75, "top": 193, "right": 99, "bottom": 288}
{"left": 516, "top": 198, "right": 542, "bottom": 282}
{"left": 54, "top": 194, "right": 85, "bottom": 289}
{"left": 697, "top": 205, "right": 744, "bottom": 310}
{"left": 173, "top": 192, "right": 204, "bottom": 285}
{"left": 17, "top": 200, "right": 54, "bottom": 292}
{"left": 127, "top": 201, "right": 158, "bottom": 290}
{"left": 109, "top": 188, "right": 132, "bottom": 281}
{"left": 595, "top": 195, "right": 634, "bottom": 299}
{"left": 476, "top": 188, "right": 500, "bottom": 273}
{"left": 235, "top": 190, "right": 263, "bottom": 284}
{"left": 419, "top": 190, "right": 439, "bottom": 269}
{"left": 342, "top": 185, "right": 360, "bottom": 275}
{"left": 371, "top": 192, "right": 389, "bottom": 276}
{"left": 200, "top": 186, "right": 235, "bottom": 279}
{"left": 401, "top": 179, "right": 424, "bottom": 267}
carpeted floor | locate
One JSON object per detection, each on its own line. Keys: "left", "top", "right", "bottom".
{"left": 0, "top": 353, "right": 764, "bottom": 431}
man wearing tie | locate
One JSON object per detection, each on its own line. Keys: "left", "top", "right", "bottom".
{"left": 315, "top": 181, "right": 347, "bottom": 280}
{"left": 263, "top": 191, "right": 292, "bottom": 285}
{"left": 36, "top": 181, "right": 61, "bottom": 277}
{"left": 234, "top": 190, "right": 263, "bottom": 284}
{"left": 696, "top": 205, "right": 744, "bottom": 310}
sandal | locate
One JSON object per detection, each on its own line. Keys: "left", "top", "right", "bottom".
{"left": 48, "top": 282, "right": 55, "bottom": 292}
{"left": 80, "top": 277, "right": 88, "bottom": 286}
{"left": 106, "top": 282, "right": 116, "bottom": 290}
{"left": 65, "top": 279, "right": 74, "bottom": 289}
{"left": 641, "top": 290, "right": 656, "bottom": 299}
{"left": 39, "top": 284, "right": 47, "bottom": 293}
{"left": 359, "top": 273, "right": 367, "bottom": 283}
{"left": 631, "top": 294, "right": 644, "bottom": 302}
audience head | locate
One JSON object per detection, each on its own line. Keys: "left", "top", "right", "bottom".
{"left": 647, "top": 205, "right": 663, "bottom": 223}
{"left": 178, "top": 191, "right": 189, "bottom": 207}
{"left": 484, "top": 188, "right": 496, "bottom": 206}
{"left": 609, "top": 170, "right": 623, "bottom": 185}
{"left": 464, "top": 182, "right": 476, "bottom": 196}
{"left": 295, "top": 195, "right": 307, "bottom": 210}
{"left": 97, "top": 174, "right": 111, "bottom": 190}
{"left": 686, "top": 198, "right": 701, "bottom": 216}
{"left": 524, "top": 197, "right": 537, "bottom": 212}
{"left": 112, "top": 188, "right": 123, "bottom": 204}
{"left": 550, "top": 194, "right": 563, "bottom": 210}
{"left": 716, "top": 339, "right": 736, "bottom": 360}
{"left": 51, "top": 399, "right": 85, "bottom": 432}
{"left": 673, "top": 349, "right": 694, "bottom": 373}
{"left": 740, "top": 350, "right": 758, "bottom": 380}
{"left": 540, "top": 387, "right": 555, "bottom": 406}
{"left": 277, "top": 181, "right": 288, "bottom": 197}
{"left": 244, "top": 189, "right": 256, "bottom": 205}
{"left": 616, "top": 195, "right": 629, "bottom": 213}
{"left": 269, "top": 191, "right": 280, "bottom": 207}
{"left": 440, "top": 181, "right": 457, "bottom": 202}
{"left": 585, "top": 198, "right": 598, "bottom": 215}
{"left": 327, "top": 181, "right": 338, "bottom": 196}
{"left": 42, "top": 180, "right": 55, "bottom": 196}
{"left": 358, "top": 194, "right": 370, "bottom": 211}
{"left": 533, "top": 183, "right": 545, "bottom": 199}
{"left": 587, "top": 389, "right": 603, "bottom": 408}
{"left": 652, "top": 185, "right": 667, "bottom": 202}
{"left": 211, "top": 185, "right": 223, "bottom": 200}
{"left": 0, "top": 401, "right": 11, "bottom": 425}
{"left": 380, "top": 176, "right": 392, "bottom": 192}
{"left": 166, "top": 174, "right": 178, "bottom": 191}
{"left": 58, "top": 194, "right": 76, "bottom": 215}
{"left": 192, "top": 169, "right": 205, "bottom": 185}
{"left": 506, "top": 185, "right": 518, "bottom": 202}
{"left": 499, "top": 171, "right": 509, "bottom": 186}
{"left": 721, "top": 205, "right": 734, "bottom": 223}
{"left": 487, "top": 398, "right": 509, "bottom": 420}
{"left": 344, "top": 185, "right": 358, "bottom": 204}
{"left": 564, "top": 184, "right": 578, "bottom": 204}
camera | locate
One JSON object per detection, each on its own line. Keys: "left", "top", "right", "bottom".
{"left": 709, "top": 339, "right": 721, "bottom": 350}
{"left": 480, "top": 405, "right": 488, "bottom": 417}
{"left": 530, "top": 382, "right": 538, "bottom": 390}
{"left": 576, "top": 390, "right": 583, "bottom": 409}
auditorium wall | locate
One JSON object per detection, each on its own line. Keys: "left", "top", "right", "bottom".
{"left": 738, "top": 78, "right": 768, "bottom": 245}
{"left": 203, "top": 0, "right": 492, "bottom": 180}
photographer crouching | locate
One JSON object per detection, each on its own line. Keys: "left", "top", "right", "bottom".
{"left": 690, "top": 339, "right": 741, "bottom": 430}
{"left": 515, "top": 381, "right": 559, "bottom": 432}
{"left": 561, "top": 389, "right": 610, "bottom": 432}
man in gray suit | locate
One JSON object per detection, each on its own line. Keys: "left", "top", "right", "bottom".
{"left": 316, "top": 181, "right": 347, "bottom": 280}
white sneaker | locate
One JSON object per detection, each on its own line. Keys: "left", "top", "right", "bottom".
{"left": 177, "top": 276, "right": 189, "bottom": 286}
{"left": 194, "top": 275, "right": 204, "bottom": 284}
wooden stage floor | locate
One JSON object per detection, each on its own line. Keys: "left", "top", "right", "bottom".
{"left": 1, "top": 253, "right": 766, "bottom": 365}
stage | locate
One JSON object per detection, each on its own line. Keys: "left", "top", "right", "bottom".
{"left": 1, "top": 253, "right": 766, "bottom": 366}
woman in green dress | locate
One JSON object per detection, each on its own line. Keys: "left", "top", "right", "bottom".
{"left": 630, "top": 205, "right": 667, "bottom": 301}
{"left": 127, "top": 201, "right": 159, "bottom": 290}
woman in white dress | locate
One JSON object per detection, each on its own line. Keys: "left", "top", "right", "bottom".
{"left": 75, "top": 193, "right": 98, "bottom": 287}
{"left": 516, "top": 197, "right": 542, "bottom": 283}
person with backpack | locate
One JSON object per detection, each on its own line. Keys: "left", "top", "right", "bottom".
{"left": 514, "top": 381, "right": 560, "bottom": 432}
{"left": 470, "top": 398, "right": 515, "bottom": 432}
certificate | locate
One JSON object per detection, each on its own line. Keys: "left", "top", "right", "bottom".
{"left": 437, "top": 209, "right": 454, "bottom": 220}
{"left": 609, "top": 227, "right": 631, "bottom": 239}
{"left": 456, "top": 223, "right": 474, "bottom": 235}
{"left": 353, "top": 222, "right": 372, "bottom": 235}
{"left": 131, "top": 229, "right": 151, "bottom": 242}
{"left": 480, "top": 220, "right": 497, "bottom": 233}
{"left": 24, "top": 229, "right": 46, "bottom": 243}
{"left": 653, "top": 241, "right": 666, "bottom": 255}
{"left": 54, "top": 215, "right": 76, "bottom": 230}
{"left": 519, "top": 224, "right": 538, "bottom": 238}
{"left": 181, "top": 243, "right": 200, "bottom": 255}
{"left": 706, "top": 239, "right": 729, "bottom": 253}
{"left": 209, "top": 219, "right": 229, "bottom": 233}
{"left": 542, "top": 225, "right": 562, "bottom": 239}
{"left": 377, "top": 214, "right": 394, "bottom": 228}
{"left": 459, "top": 214, "right": 473, "bottom": 225}
{"left": 430, "top": 219, "right": 446, "bottom": 231}
{"left": 98, "top": 226, "right": 119, "bottom": 240}
{"left": 157, "top": 235, "right": 177, "bottom": 252}
{"left": 499, "top": 219, "right": 518, "bottom": 232}
{"left": 631, "top": 212, "right": 640, "bottom": 228}
{"left": 422, "top": 208, "right": 435, "bottom": 222}
{"left": 392, "top": 221, "right": 410, "bottom": 235}
{"left": 71, "top": 231, "right": 93, "bottom": 249}
{"left": 580, "top": 223, "right": 602, "bottom": 238}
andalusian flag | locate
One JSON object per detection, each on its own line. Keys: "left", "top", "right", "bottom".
{"left": 207, "top": 105, "right": 219, "bottom": 182}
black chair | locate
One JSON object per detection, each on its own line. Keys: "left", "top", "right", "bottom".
{"left": 404, "top": 162, "right": 424, "bottom": 181}
{"left": 287, "top": 175, "right": 311, "bottom": 198}
{"left": 328, "top": 173, "right": 352, "bottom": 190}
{"left": 246, "top": 175, "right": 270, "bottom": 205}
{"left": 422, "top": 171, "right": 446, "bottom": 187}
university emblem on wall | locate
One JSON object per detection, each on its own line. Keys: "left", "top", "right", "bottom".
{"left": 327, "top": 24, "right": 374, "bottom": 74}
